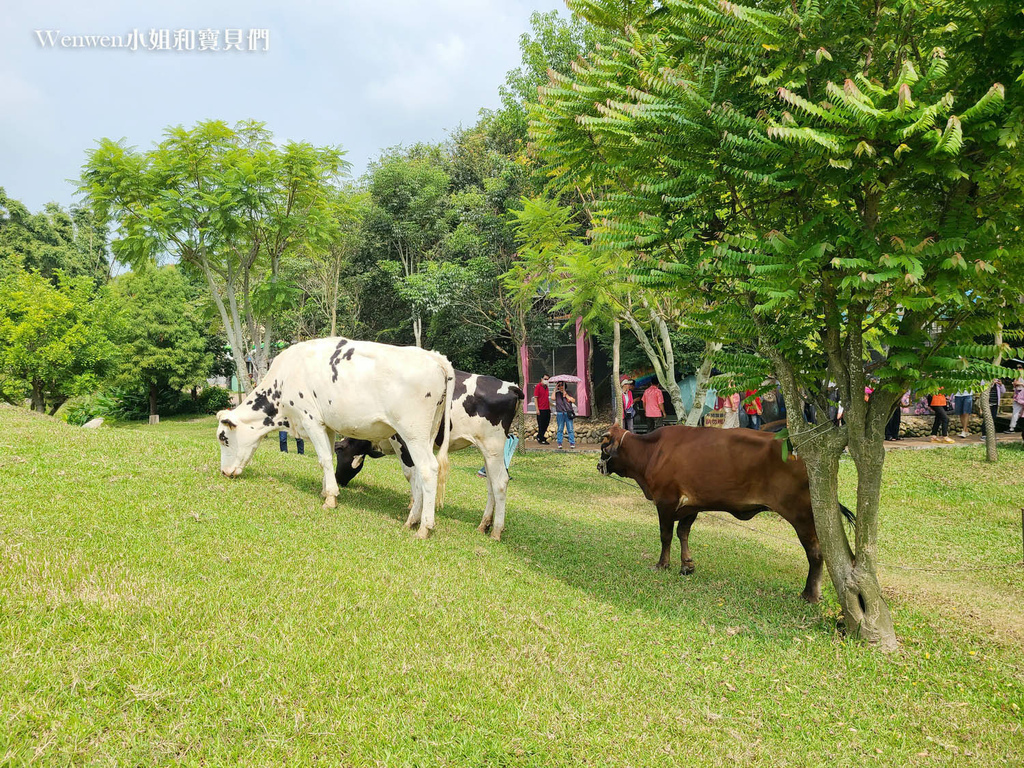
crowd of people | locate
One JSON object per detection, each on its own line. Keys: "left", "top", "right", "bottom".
{"left": 526, "top": 365, "right": 1024, "bottom": 448}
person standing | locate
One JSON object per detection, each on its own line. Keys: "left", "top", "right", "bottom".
{"left": 533, "top": 374, "right": 551, "bottom": 445}
{"left": 554, "top": 381, "right": 576, "bottom": 449}
{"left": 929, "top": 390, "right": 952, "bottom": 443}
{"left": 1006, "top": 366, "right": 1024, "bottom": 433}
{"left": 641, "top": 382, "right": 665, "bottom": 431}
{"left": 886, "top": 390, "right": 910, "bottom": 441}
{"left": 722, "top": 392, "right": 741, "bottom": 429}
{"left": 279, "top": 430, "right": 305, "bottom": 454}
{"left": 743, "top": 390, "right": 763, "bottom": 431}
{"left": 953, "top": 389, "right": 974, "bottom": 439}
{"left": 621, "top": 378, "right": 636, "bottom": 432}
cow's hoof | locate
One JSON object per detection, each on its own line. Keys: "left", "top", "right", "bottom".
{"left": 652, "top": 562, "right": 670, "bottom": 571}
{"left": 680, "top": 560, "right": 695, "bottom": 576}
{"left": 414, "top": 526, "right": 431, "bottom": 540}
{"left": 800, "top": 590, "right": 821, "bottom": 604}
{"left": 322, "top": 496, "right": 337, "bottom": 510}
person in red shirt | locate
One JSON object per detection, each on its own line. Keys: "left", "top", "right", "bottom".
{"left": 533, "top": 374, "right": 551, "bottom": 445}
{"left": 744, "top": 390, "right": 763, "bottom": 431}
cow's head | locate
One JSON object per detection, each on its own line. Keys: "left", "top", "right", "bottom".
{"left": 597, "top": 424, "right": 627, "bottom": 476}
{"left": 334, "top": 438, "right": 386, "bottom": 487}
{"left": 217, "top": 409, "right": 261, "bottom": 478}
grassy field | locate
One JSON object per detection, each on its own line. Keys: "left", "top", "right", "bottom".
{"left": 0, "top": 404, "right": 1021, "bottom": 766}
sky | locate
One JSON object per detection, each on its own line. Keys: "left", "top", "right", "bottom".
{"left": 0, "top": 0, "right": 566, "bottom": 211}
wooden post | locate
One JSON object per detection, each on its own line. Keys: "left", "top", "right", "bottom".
{"left": 1020, "top": 508, "right": 1023, "bottom": 566}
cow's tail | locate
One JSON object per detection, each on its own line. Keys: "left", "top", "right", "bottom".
{"left": 435, "top": 355, "right": 456, "bottom": 508}
{"left": 839, "top": 503, "right": 856, "bottom": 524}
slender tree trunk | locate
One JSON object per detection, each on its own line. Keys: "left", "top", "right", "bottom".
{"left": 622, "top": 310, "right": 686, "bottom": 421}
{"left": 200, "top": 259, "right": 252, "bottom": 393}
{"left": 47, "top": 396, "right": 67, "bottom": 416}
{"left": 685, "top": 341, "right": 722, "bottom": 427}
{"left": 413, "top": 314, "right": 423, "bottom": 348}
{"left": 612, "top": 320, "right": 623, "bottom": 424}
{"left": 148, "top": 380, "right": 159, "bottom": 425}
{"left": 31, "top": 379, "right": 45, "bottom": 413}
{"left": 514, "top": 313, "right": 528, "bottom": 454}
{"left": 985, "top": 325, "right": 1004, "bottom": 462}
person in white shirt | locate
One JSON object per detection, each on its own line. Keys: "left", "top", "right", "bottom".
{"left": 953, "top": 390, "right": 973, "bottom": 439}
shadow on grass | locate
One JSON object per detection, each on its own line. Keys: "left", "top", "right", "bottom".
{"left": 264, "top": 456, "right": 825, "bottom": 635}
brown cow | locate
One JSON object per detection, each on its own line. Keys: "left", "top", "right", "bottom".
{"left": 597, "top": 424, "right": 852, "bottom": 602}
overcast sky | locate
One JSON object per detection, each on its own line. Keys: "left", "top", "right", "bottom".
{"left": 1, "top": 0, "right": 566, "bottom": 211}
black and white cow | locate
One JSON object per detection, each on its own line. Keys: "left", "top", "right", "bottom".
{"left": 335, "top": 371, "right": 524, "bottom": 540}
{"left": 217, "top": 338, "right": 455, "bottom": 538}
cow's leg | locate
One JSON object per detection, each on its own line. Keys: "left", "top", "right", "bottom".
{"left": 792, "top": 515, "right": 824, "bottom": 603}
{"left": 654, "top": 502, "right": 676, "bottom": 569}
{"left": 305, "top": 426, "right": 340, "bottom": 509}
{"left": 391, "top": 436, "right": 423, "bottom": 529}
{"left": 677, "top": 513, "right": 698, "bottom": 575}
{"left": 477, "top": 449, "right": 508, "bottom": 540}
{"left": 402, "top": 437, "right": 439, "bottom": 539}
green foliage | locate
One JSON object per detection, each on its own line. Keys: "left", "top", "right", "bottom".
{"left": 80, "top": 120, "right": 349, "bottom": 390}
{"left": 60, "top": 391, "right": 118, "bottom": 426}
{"left": 533, "top": 0, "right": 1024, "bottom": 406}
{"left": 0, "top": 188, "right": 109, "bottom": 284}
{"left": 0, "top": 268, "right": 118, "bottom": 412}
{"left": 109, "top": 266, "right": 211, "bottom": 408}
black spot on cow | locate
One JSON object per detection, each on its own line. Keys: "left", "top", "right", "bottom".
{"left": 251, "top": 391, "right": 279, "bottom": 427}
{"left": 393, "top": 434, "right": 414, "bottom": 468}
{"left": 218, "top": 431, "right": 229, "bottom": 446}
{"left": 329, "top": 339, "right": 349, "bottom": 382}
{"left": 289, "top": 400, "right": 294, "bottom": 406}
{"left": 424, "top": 392, "right": 431, "bottom": 398}
{"left": 298, "top": 392, "right": 304, "bottom": 398}
{"left": 453, "top": 373, "right": 469, "bottom": 401}
{"left": 433, "top": 417, "right": 453, "bottom": 448}
{"left": 341, "top": 347, "right": 354, "bottom": 361}
{"left": 459, "top": 374, "right": 523, "bottom": 435}
{"left": 280, "top": 419, "right": 290, "bottom": 429}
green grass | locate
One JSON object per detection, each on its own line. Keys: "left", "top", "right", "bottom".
{"left": 0, "top": 404, "right": 1021, "bottom": 766}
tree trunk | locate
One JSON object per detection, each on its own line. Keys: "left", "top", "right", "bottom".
{"left": 685, "top": 341, "right": 722, "bottom": 427}
{"left": 986, "top": 325, "right": 1004, "bottom": 462}
{"left": 514, "top": 314, "right": 528, "bottom": 454}
{"left": 30, "top": 379, "right": 45, "bottom": 413}
{"left": 47, "top": 396, "right": 67, "bottom": 416}
{"left": 148, "top": 380, "right": 159, "bottom": 425}
{"left": 769, "top": 350, "right": 898, "bottom": 651}
{"left": 413, "top": 314, "right": 423, "bottom": 348}
{"left": 612, "top": 320, "right": 623, "bottom": 424}
{"left": 982, "top": 392, "right": 997, "bottom": 461}
{"left": 621, "top": 310, "right": 686, "bottom": 422}
{"left": 200, "top": 258, "right": 252, "bottom": 394}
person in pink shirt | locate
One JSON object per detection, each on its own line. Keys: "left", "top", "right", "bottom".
{"left": 641, "top": 382, "right": 665, "bottom": 430}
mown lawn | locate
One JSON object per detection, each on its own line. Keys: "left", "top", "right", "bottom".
{"left": 0, "top": 404, "right": 1021, "bottom": 766}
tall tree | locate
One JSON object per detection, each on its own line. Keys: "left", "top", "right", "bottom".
{"left": 0, "top": 266, "right": 118, "bottom": 413}
{"left": 363, "top": 146, "right": 450, "bottom": 347}
{"left": 534, "top": 0, "right": 1024, "bottom": 648}
{"left": 110, "top": 266, "right": 211, "bottom": 422}
{"left": 80, "top": 120, "right": 347, "bottom": 391}
{"left": 0, "top": 188, "right": 109, "bottom": 284}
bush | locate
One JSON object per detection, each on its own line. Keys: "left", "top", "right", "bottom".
{"left": 61, "top": 392, "right": 118, "bottom": 426}
{"left": 194, "top": 386, "right": 232, "bottom": 414}
{"left": 101, "top": 384, "right": 233, "bottom": 421}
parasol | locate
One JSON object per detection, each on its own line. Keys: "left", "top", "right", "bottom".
{"left": 547, "top": 374, "right": 582, "bottom": 384}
